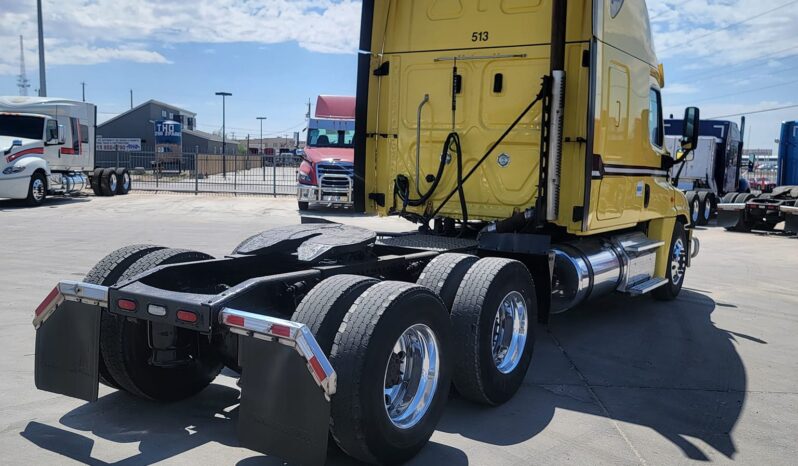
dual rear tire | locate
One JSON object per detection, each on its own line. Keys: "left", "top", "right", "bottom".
{"left": 291, "top": 256, "right": 537, "bottom": 463}
{"left": 92, "top": 167, "right": 131, "bottom": 196}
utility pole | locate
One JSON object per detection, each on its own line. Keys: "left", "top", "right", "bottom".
{"left": 81, "top": 82, "right": 86, "bottom": 102}
{"left": 130, "top": 89, "right": 133, "bottom": 109}
{"left": 306, "top": 98, "right": 312, "bottom": 120}
{"left": 36, "top": 0, "right": 47, "bottom": 97}
{"left": 215, "top": 91, "right": 232, "bottom": 178}
{"left": 17, "top": 36, "right": 30, "bottom": 96}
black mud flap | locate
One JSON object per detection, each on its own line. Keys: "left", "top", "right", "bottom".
{"left": 717, "top": 209, "right": 744, "bottom": 228}
{"left": 238, "top": 337, "right": 330, "bottom": 466}
{"left": 784, "top": 212, "right": 798, "bottom": 234}
{"left": 34, "top": 301, "right": 101, "bottom": 402}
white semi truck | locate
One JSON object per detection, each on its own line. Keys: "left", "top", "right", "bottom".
{"left": 0, "top": 96, "right": 131, "bottom": 206}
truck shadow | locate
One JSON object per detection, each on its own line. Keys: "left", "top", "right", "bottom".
{"left": 20, "top": 290, "right": 745, "bottom": 464}
{"left": 0, "top": 196, "right": 91, "bottom": 211}
{"left": 436, "top": 290, "right": 746, "bottom": 461}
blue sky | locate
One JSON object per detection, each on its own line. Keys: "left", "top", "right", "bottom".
{"left": 1, "top": 0, "right": 796, "bottom": 149}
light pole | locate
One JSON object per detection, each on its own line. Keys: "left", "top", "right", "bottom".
{"left": 257, "top": 116, "right": 267, "bottom": 182}
{"left": 215, "top": 91, "right": 232, "bottom": 178}
{"left": 37, "top": 0, "right": 47, "bottom": 96}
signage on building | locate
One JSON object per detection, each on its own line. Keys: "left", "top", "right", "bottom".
{"left": 96, "top": 137, "right": 142, "bottom": 152}
{"left": 155, "top": 120, "right": 182, "bottom": 146}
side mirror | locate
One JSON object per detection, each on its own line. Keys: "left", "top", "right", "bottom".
{"left": 680, "top": 106, "right": 700, "bottom": 152}
{"left": 57, "top": 125, "right": 66, "bottom": 145}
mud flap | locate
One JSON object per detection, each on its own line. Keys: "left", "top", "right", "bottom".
{"left": 716, "top": 208, "right": 744, "bottom": 229}
{"left": 784, "top": 211, "right": 798, "bottom": 234}
{"left": 34, "top": 301, "right": 101, "bottom": 402}
{"left": 238, "top": 336, "right": 330, "bottom": 466}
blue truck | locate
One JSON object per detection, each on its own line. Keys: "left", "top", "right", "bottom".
{"left": 664, "top": 118, "right": 747, "bottom": 225}
{"left": 717, "top": 120, "right": 798, "bottom": 233}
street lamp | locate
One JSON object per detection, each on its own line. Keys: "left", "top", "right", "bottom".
{"left": 256, "top": 117, "right": 267, "bottom": 155}
{"left": 215, "top": 91, "right": 232, "bottom": 178}
{"left": 257, "top": 116, "right": 267, "bottom": 182}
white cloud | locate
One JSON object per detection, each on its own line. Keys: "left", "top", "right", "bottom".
{"left": 0, "top": 0, "right": 361, "bottom": 75}
{"left": 649, "top": 0, "right": 798, "bottom": 67}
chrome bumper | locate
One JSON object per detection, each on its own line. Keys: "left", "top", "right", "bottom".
{"left": 298, "top": 174, "right": 353, "bottom": 205}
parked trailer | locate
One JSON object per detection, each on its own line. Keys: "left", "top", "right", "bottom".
{"left": 664, "top": 118, "right": 746, "bottom": 226}
{"left": 718, "top": 121, "right": 798, "bottom": 234}
{"left": 33, "top": 2, "right": 701, "bottom": 465}
{"left": 0, "top": 96, "right": 131, "bottom": 206}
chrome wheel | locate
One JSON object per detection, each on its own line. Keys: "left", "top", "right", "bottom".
{"left": 122, "top": 172, "right": 131, "bottom": 191}
{"left": 383, "top": 324, "right": 440, "bottom": 430}
{"left": 670, "top": 238, "right": 687, "bottom": 285}
{"left": 109, "top": 173, "right": 118, "bottom": 192}
{"left": 692, "top": 198, "right": 700, "bottom": 224}
{"left": 31, "top": 178, "right": 45, "bottom": 202}
{"left": 704, "top": 197, "right": 712, "bottom": 220}
{"left": 491, "top": 291, "right": 528, "bottom": 374}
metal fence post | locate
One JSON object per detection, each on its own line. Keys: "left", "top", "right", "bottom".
{"left": 194, "top": 147, "right": 199, "bottom": 195}
{"left": 115, "top": 148, "right": 120, "bottom": 169}
{"left": 262, "top": 154, "right": 266, "bottom": 181}
{"left": 273, "top": 156, "right": 277, "bottom": 197}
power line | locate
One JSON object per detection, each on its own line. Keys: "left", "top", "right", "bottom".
{"left": 672, "top": 78, "right": 798, "bottom": 106}
{"left": 661, "top": 0, "right": 798, "bottom": 52}
{"left": 678, "top": 45, "right": 798, "bottom": 84}
{"left": 707, "top": 104, "right": 798, "bottom": 119}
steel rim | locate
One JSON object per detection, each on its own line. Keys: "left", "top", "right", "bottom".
{"left": 109, "top": 173, "right": 118, "bottom": 192}
{"left": 122, "top": 172, "right": 130, "bottom": 190}
{"left": 491, "top": 291, "right": 528, "bottom": 374}
{"left": 31, "top": 178, "right": 45, "bottom": 201}
{"left": 670, "top": 238, "right": 687, "bottom": 285}
{"left": 704, "top": 198, "right": 711, "bottom": 220}
{"left": 692, "top": 199, "right": 700, "bottom": 223}
{"left": 383, "top": 323, "right": 440, "bottom": 430}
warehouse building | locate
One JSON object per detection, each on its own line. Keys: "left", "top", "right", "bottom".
{"left": 97, "top": 100, "right": 228, "bottom": 154}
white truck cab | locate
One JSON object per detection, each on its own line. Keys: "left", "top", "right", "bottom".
{"left": 0, "top": 96, "right": 129, "bottom": 206}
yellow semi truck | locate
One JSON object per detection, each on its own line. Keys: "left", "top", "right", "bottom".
{"left": 32, "top": 1, "right": 700, "bottom": 465}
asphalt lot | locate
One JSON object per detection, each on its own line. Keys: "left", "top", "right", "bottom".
{"left": 1, "top": 193, "right": 797, "bottom": 465}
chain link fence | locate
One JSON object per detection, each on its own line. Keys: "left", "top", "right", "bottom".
{"left": 95, "top": 147, "right": 301, "bottom": 195}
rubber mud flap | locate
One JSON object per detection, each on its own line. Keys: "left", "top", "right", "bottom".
{"left": 34, "top": 301, "right": 101, "bottom": 402}
{"left": 716, "top": 208, "right": 744, "bottom": 228}
{"left": 238, "top": 337, "right": 330, "bottom": 466}
{"left": 784, "top": 210, "right": 798, "bottom": 234}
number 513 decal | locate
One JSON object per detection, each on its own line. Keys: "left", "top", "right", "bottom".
{"left": 471, "top": 31, "right": 489, "bottom": 42}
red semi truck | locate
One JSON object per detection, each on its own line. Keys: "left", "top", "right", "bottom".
{"left": 296, "top": 95, "right": 355, "bottom": 210}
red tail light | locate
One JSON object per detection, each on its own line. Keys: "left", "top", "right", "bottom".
{"left": 270, "top": 324, "right": 291, "bottom": 338}
{"left": 117, "top": 299, "right": 137, "bottom": 311}
{"left": 177, "top": 310, "right": 198, "bottom": 323}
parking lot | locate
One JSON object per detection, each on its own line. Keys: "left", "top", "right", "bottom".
{"left": 1, "top": 193, "right": 797, "bottom": 465}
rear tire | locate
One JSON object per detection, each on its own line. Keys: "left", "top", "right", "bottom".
{"left": 298, "top": 201, "right": 310, "bottom": 211}
{"left": 100, "top": 168, "right": 118, "bottom": 196}
{"left": 329, "top": 282, "right": 452, "bottom": 465}
{"left": 84, "top": 244, "right": 168, "bottom": 389}
{"left": 721, "top": 192, "right": 737, "bottom": 204}
{"left": 653, "top": 222, "right": 688, "bottom": 301}
{"left": 99, "top": 248, "right": 223, "bottom": 401}
{"left": 91, "top": 168, "right": 103, "bottom": 196}
{"left": 416, "top": 253, "right": 479, "bottom": 311}
{"left": 292, "top": 275, "right": 379, "bottom": 355}
{"left": 115, "top": 168, "right": 131, "bottom": 195}
{"left": 450, "top": 258, "right": 536, "bottom": 405}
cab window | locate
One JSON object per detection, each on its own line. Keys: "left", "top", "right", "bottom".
{"left": 45, "top": 119, "right": 58, "bottom": 141}
{"left": 648, "top": 88, "right": 663, "bottom": 148}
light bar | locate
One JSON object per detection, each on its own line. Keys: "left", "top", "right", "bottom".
{"left": 32, "top": 280, "right": 109, "bottom": 328}
{"left": 219, "top": 308, "right": 337, "bottom": 398}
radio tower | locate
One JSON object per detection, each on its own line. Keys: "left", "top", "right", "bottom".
{"left": 17, "top": 35, "right": 31, "bottom": 96}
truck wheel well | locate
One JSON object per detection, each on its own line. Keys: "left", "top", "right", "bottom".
{"left": 33, "top": 169, "right": 47, "bottom": 188}
{"left": 676, "top": 214, "right": 689, "bottom": 227}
